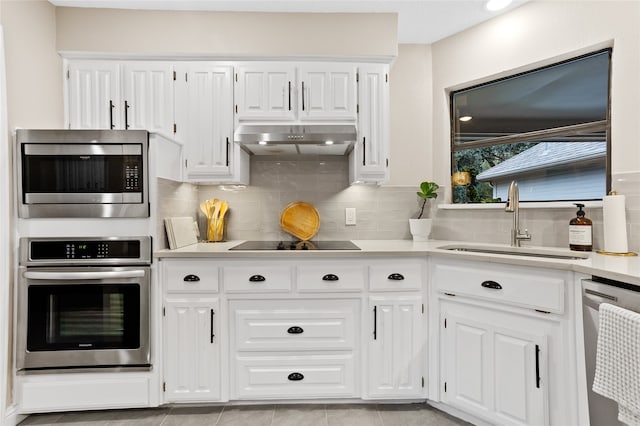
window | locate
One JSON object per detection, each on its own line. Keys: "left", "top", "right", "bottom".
{"left": 450, "top": 49, "right": 610, "bottom": 203}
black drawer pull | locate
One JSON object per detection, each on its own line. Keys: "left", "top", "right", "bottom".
{"left": 481, "top": 280, "right": 503, "bottom": 290}
{"left": 287, "top": 326, "right": 304, "bottom": 334}
{"left": 249, "top": 275, "right": 266, "bottom": 282}
{"left": 183, "top": 274, "right": 200, "bottom": 282}
{"left": 288, "top": 372, "right": 304, "bottom": 381}
{"left": 322, "top": 274, "right": 339, "bottom": 281}
{"left": 388, "top": 273, "right": 405, "bottom": 281}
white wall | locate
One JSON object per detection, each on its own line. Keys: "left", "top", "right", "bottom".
{"left": 0, "top": 0, "right": 61, "bottom": 414}
{"left": 430, "top": 0, "right": 640, "bottom": 193}
{"left": 1, "top": 0, "right": 62, "bottom": 129}
{"left": 428, "top": 0, "right": 640, "bottom": 251}
{"left": 55, "top": 8, "right": 398, "bottom": 59}
{"left": 387, "top": 44, "right": 433, "bottom": 186}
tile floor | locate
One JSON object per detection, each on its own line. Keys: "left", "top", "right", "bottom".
{"left": 19, "top": 403, "right": 472, "bottom": 426}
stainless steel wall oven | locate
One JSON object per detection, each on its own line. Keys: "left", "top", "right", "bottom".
{"left": 17, "top": 236, "right": 152, "bottom": 373}
{"left": 16, "top": 129, "right": 149, "bottom": 218}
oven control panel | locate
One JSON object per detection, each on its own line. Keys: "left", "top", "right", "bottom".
{"left": 31, "top": 240, "right": 140, "bottom": 260}
{"left": 20, "top": 236, "right": 152, "bottom": 265}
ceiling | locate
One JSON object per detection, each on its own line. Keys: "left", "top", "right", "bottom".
{"left": 48, "top": 0, "right": 528, "bottom": 44}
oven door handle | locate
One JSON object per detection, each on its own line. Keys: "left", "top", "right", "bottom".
{"left": 23, "top": 270, "right": 146, "bottom": 280}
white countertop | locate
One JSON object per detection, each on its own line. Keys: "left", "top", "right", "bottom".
{"left": 155, "top": 239, "right": 640, "bottom": 286}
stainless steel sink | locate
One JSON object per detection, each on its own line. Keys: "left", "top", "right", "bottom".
{"left": 438, "top": 244, "right": 590, "bottom": 260}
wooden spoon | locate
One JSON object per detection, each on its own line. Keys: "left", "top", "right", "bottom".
{"left": 199, "top": 201, "right": 208, "bottom": 217}
{"left": 217, "top": 201, "right": 228, "bottom": 238}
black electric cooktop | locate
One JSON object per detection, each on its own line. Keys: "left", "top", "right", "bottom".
{"left": 229, "top": 240, "right": 360, "bottom": 251}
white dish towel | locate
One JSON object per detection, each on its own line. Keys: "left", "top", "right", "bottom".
{"left": 593, "top": 302, "right": 640, "bottom": 425}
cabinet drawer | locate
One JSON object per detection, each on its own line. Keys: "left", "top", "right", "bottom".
{"left": 433, "top": 261, "right": 566, "bottom": 314}
{"left": 234, "top": 354, "right": 355, "bottom": 399}
{"left": 223, "top": 264, "right": 292, "bottom": 292}
{"left": 163, "top": 260, "right": 219, "bottom": 293}
{"left": 232, "top": 300, "right": 357, "bottom": 351}
{"left": 369, "top": 259, "right": 425, "bottom": 291}
{"left": 297, "top": 263, "right": 365, "bottom": 292}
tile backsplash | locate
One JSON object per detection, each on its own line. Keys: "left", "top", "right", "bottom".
{"left": 156, "top": 157, "right": 640, "bottom": 253}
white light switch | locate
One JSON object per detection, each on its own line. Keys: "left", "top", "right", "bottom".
{"left": 345, "top": 208, "right": 356, "bottom": 225}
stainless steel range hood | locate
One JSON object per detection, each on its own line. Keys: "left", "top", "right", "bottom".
{"left": 234, "top": 124, "right": 357, "bottom": 155}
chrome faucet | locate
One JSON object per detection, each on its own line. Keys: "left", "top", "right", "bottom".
{"left": 505, "top": 181, "right": 531, "bottom": 247}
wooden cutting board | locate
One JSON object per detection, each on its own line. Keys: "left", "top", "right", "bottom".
{"left": 280, "top": 201, "right": 320, "bottom": 241}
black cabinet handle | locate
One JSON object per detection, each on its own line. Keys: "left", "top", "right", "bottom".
{"left": 183, "top": 274, "right": 200, "bottom": 282}
{"left": 388, "top": 273, "right": 405, "bottom": 281}
{"left": 535, "top": 344, "right": 541, "bottom": 388}
{"left": 226, "top": 137, "right": 230, "bottom": 167}
{"left": 288, "top": 372, "right": 304, "bottom": 381}
{"left": 373, "top": 306, "right": 377, "bottom": 340}
{"left": 322, "top": 274, "right": 339, "bottom": 281}
{"left": 301, "top": 81, "right": 305, "bottom": 111}
{"left": 109, "top": 100, "right": 115, "bottom": 129}
{"left": 288, "top": 81, "right": 292, "bottom": 111}
{"left": 287, "top": 326, "right": 304, "bottom": 334}
{"left": 249, "top": 274, "right": 266, "bottom": 282}
{"left": 210, "top": 309, "right": 215, "bottom": 343}
{"left": 481, "top": 280, "right": 502, "bottom": 290}
{"left": 362, "top": 137, "right": 366, "bottom": 166}
{"left": 124, "top": 100, "right": 130, "bottom": 129}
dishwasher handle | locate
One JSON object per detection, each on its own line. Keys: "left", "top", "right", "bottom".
{"left": 24, "top": 270, "right": 146, "bottom": 280}
{"left": 583, "top": 288, "right": 618, "bottom": 310}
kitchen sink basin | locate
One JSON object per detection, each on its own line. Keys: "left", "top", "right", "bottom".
{"left": 438, "top": 244, "right": 590, "bottom": 260}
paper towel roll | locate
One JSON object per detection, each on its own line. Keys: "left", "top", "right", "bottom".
{"left": 603, "top": 193, "right": 628, "bottom": 253}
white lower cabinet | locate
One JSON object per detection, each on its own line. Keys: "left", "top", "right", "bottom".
{"left": 229, "top": 298, "right": 359, "bottom": 399}
{"left": 163, "top": 298, "right": 220, "bottom": 402}
{"left": 432, "top": 258, "right": 581, "bottom": 426}
{"left": 440, "top": 300, "right": 548, "bottom": 425}
{"left": 366, "top": 295, "right": 423, "bottom": 398}
{"left": 161, "top": 260, "right": 221, "bottom": 402}
{"left": 235, "top": 354, "right": 356, "bottom": 398}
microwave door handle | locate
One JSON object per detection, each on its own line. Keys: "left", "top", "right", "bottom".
{"left": 23, "top": 270, "right": 146, "bottom": 280}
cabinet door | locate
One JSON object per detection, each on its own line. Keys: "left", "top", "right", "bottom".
{"left": 67, "top": 60, "right": 120, "bottom": 130}
{"left": 440, "top": 301, "right": 547, "bottom": 425}
{"left": 235, "top": 64, "right": 296, "bottom": 121}
{"left": 350, "top": 64, "right": 389, "bottom": 184}
{"left": 367, "top": 295, "right": 423, "bottom": 398}
{"left": 122, "top": 62, "right": 175, "bottom": 136}
{"left": 164, "top": 297, "right": 220, "bottom": 402}
{"left": 176, "top": 63, "right": 248, "bottom": 183}
{"left": 298, "top": 64, "right": 357, "bottom": 121}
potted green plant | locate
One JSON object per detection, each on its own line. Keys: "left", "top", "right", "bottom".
{"left": 410, "top": 181, "right": 440, "bottom": 241}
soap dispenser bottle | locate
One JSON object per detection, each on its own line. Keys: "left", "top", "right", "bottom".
{"left": 569, "top": 203, "right": 592, "bottom": 251}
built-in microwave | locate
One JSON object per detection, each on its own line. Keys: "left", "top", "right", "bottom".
{"left": 16, "top": 129, "right": 149, "bottom": 218}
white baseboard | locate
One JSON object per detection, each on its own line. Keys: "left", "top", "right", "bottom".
{"left": 4, "top": 404, "right": 27, "bottom": 426}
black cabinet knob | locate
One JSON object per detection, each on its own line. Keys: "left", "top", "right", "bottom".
{"left": 322, "top": 274, "right": 339, "bottom": 281}
{"left": 287, "top": 326, "right": 304, "bottom": 334}
{"left": 249, "top": 275, "right": 266, "bottom": 282}
{"left": 183, "top": 274, "right": 200, "bottom": 282}
{"left": 481, "top": 280, "right": 503, "bottom": 290}
{"left": 388, "top": 273, "right": 405, "bottom": 281}
{"left": 287, "top": 372, "right": 304, "bottom": 381}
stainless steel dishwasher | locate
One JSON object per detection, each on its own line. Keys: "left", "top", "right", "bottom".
{"left": 582, "top": 277, "right": 640, "bottom": 426}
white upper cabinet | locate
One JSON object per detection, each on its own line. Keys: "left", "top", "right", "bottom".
{"left": 297, "top": 64, "right": 358, "bottom": 121}
{"left": 175, "top": 63, "right": 249, "bottom": 184}
{"left": 350, "top": 64, "right": 389, "bottom": 184}
{"left": 235, "top": 64, "right": 296, "bottom": 121}
{"left": 67, "top": 60, "right": 175, "bottom": 137}
{"left": 67, "top": 60, "right": 120, "bottom": 130}
{"left": 121, "top": 62, "right": 175, "bottom": 136}
{"left": 235, "top": 62, "right": 357, "bottom": 122}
